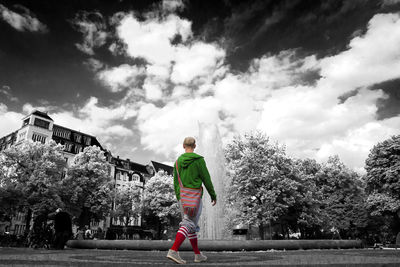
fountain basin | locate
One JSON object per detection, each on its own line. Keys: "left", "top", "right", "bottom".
{"left": 66, "top": 239, "right": 363, "bottom": 251}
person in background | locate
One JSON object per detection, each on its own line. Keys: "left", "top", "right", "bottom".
{"left": 84, "top": 225, "right": 92, "bottom": 239}
{"left": 48, "top": 208, "right": 72, "bottom": 249}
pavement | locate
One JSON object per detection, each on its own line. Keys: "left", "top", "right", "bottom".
{"left": 0, "top": 247, "right": 400, "bottom": 266}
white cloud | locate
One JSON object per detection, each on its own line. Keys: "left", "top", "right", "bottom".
{"left": 0, "top": 86, "right": 18, "bottom": 102}
{"left": 84, "top": 58, "right": 104, "bottom": 72}
{"left": 79, "top": 7, "right": 400, "bottom": 171}
{"left": 130, "top": 12, "right": 400, "bottom": 171}
{"left": 0, "top": 104, "right": 25, "bottom": 137}
{"left": 71, "top": 11, "right": 108, "bottom": 55}
{"left": 171, "top": 43, "right": 225, "bottom": 84}
{"left": 257, "top": 13, "right": 400, "bottom": 170}
{"left": 319, "top": 13, "right": 400, "bottom": 94}
{"left": 381, "top": 0, "right": 400, "bottom": 6}
{"left": 162, "top": 0, "right": 185, "bottom": 13}
{"left": 97, "top": 64, "right": 145, "bottom": 92}
{"left": 0, "top": 4, "right": 47, "bottom": 33}
{"left": 117, "top": 14, "right": 192, "bottom": 65}
{"left": 137, "top": 97, "right": 221, "bottom": 155}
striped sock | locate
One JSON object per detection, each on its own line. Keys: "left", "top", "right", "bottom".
{"left": 171, "top": 226, "right": 188, "bottom": 251}
{"left": 188, "top": 232, "right": 200, "bottom": 254}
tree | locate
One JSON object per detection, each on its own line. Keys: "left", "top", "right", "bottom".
{"left": 0, "top": 140, "right": 66, "bottom": 246}
{"left": 143, "top": 170, "right": 180, "bottom": 239}
{"left": 62, "top": 146, "right": 112, "bottom": 228}
{"left": 365, "top": 135, "right": 400, "bottom": 215}
{"left": 290, "top": 158, "right": 326, "bottom": 239}
{"left": 225, "top": 132, "right": 301, "bottom": 239}
{"left": 112, "top": 182, "right": 142, "bottom": 227}
{"left": 315, "top": 156, "right": 368, "bottom": 239}
{"left": 365, "top": 135, "right": 400, "bottom": 242}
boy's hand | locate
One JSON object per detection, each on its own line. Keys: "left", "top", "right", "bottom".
{"left": 211, "top": 200, "right": 217, "bottom": 206}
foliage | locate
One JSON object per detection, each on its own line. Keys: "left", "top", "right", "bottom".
{"left": 225, "top": 132, "right": 301, "bottom": 239}
{"left": 364, "top": 135, "right": 400, "bottom": 241}
{"left": 0, "top": 140, "right": 66, "bottom": 217}
{"left": 0, "top": 140, "right": 66, "bottom": 247}
{"left": 315, "top": 156, "right": 368, "bottom": 238}
{"left": 288, "top": 158, "right": 326, "bottom": 238}
{"left": 143, "top": 170, "right": 180, "bottom": 224}
{"left": 62, "top": 146, "right": 112, "bottom": 226}
{"left": 112, "top": 181, "right": 142, "bottom": 226}
{"left": 365, "top": 135, "right": 400, "bottom": 215}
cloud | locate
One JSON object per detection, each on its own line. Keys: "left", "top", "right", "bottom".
{"left": 171, "top": 43, "right": 225, "bottom": 84}
{"left": 0, "top": 4, "right": 47, "bottom": 33}
{"left": 117, "top": 13, "right": 192, "bottom": 65}
{"left": 97, "top": 64, "right": 145, "bottom": 92}
{"left": 83, "top": 58, "right": 104, "bottom": 72}
{"left": 0, "top": 104, "right": 25, "bottom": 137}
{"left": 162, "top": 0, "right": 185, "bottom": 13}
{"left": 137, "top": 97, "right": 221, "bottom": 155}
{"left": 318, "top": 13, "right": 400, "bottom": 94}
{"left": 381, "top": 0, "right": 400, "bottom": 6}
{"left": 80, "top": 4, "right": 400, "bottom": 172}
{"left": 71, "top": 11, "right": 108, "bottom": 55}
{"left": 0, "top": 86, "right": 18, "bottom": 102}
{"left": 129, "top": 12, "right": 400, "bottom": 171}
{"left": 257, "top": 13, "right": 400, "bottom": 170}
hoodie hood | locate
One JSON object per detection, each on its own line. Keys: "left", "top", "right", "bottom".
{"left": 179, "top": 153, "right": 203, "bottom": 168}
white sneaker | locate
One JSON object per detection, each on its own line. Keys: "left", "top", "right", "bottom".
{"left": 194, "top": 253, "right": 207, "bottom": 263}
{"left": 167, "top": 249, "right": 186, "bottom": 264}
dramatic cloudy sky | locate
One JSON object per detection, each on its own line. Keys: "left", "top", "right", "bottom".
{"left": 1, "top": 0, "right": 400, "bottom": 171}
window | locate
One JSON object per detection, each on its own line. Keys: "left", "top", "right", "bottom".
{"left": 131, "top": 174, "right": 140, "bottom": 182}
{"left": 53, "top": 127, "right": 71, "bottom": 139}
{"left": 32, "top": 133, "right": 46, "bottom": 143}
{"left": 34, "top": 118, "right": 50, "bottom": 129}
{"left": 22, "top": 118, "right": 30, "bottom": 126}
{"left": 18, "top": 131, "right": 26, "bottom": 141}
{"left": 64, "top": 142, "right": 73, "bottom": 152}
{"left": 74, "top": 145, "right": 82, "bottom": 154}
{"left": 83, "top": 136, "right": 91, "bottom": 146}
{"left": 73, "top": 133, "right": 82, "bottom": 143}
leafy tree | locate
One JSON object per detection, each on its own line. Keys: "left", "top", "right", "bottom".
{"left": 365, "top": 135, "right": 400, "bottom": 242}
{"left": 143, "top": 170, "right": 180, "bottom": 239}
{"left": 365, "top": 135, "right": 400, "bottom": 214}
{"left": 316, "top": 156, "right": 368, "bottom": 239}
{"left": 62, "top": 146, "right": 112, "bottom": 227}
{"left": 0, "top": 140, "right": 66, "bottom": 245}
{"left": 225, "top": 132, "right": 301, "bottom": 239}
{"left": 290, "top": 158, "right": 326, "bottom": 239}
{"left": 112, "top": 182, "right": 142, "bottom": 227}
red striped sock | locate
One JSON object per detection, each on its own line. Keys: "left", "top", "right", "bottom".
{"left": 171, "top": 226, "right": 188, "bottom": 251}
{"left": 188, "top": 233, "right": 200, "bottom": 254}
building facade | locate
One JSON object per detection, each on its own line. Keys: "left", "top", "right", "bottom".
{"left": 0, "top": 110, "right": 172, "bottom": 235}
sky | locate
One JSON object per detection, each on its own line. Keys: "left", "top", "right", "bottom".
{"left": 0, "top": 0, "right": 400, "bottom": 172}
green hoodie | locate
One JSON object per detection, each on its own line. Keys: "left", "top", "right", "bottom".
{"left": 174, "top": 152, "right": 217, "bottom": 201}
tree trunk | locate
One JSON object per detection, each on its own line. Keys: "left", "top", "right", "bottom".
{"left": 24, "top": 208, "right": 32, "bottom": 236}
{"left": 258, "top": 223, "right": 265, "bottom": 240}
{"left": 79, "top": 207, "right": 91, "bottom": 228}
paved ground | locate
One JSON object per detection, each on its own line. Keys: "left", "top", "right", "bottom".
{"left": 0, "top": 247, "right": 399, "bottom": 266}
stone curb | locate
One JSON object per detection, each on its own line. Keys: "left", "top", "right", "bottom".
{"left": 66, "top": 239, "right": 363, "bottom": 251}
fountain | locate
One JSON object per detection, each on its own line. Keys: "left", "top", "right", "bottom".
{"left": 197, "top": 123, "right": 227, "bottom": 240}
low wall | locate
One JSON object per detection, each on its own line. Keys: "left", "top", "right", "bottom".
{"left": 66, "top": 239, "right": 363, "bottom": 251}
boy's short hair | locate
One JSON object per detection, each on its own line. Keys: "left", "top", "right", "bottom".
{"left": 183, "top": 137, "right": 196, "bottom": 148}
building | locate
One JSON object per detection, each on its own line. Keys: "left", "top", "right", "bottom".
{"left": 0, "top": 110, "right": 173, "bottom": 235}
{"left": 0, "top": 110, "right": 104, "bottom": 164}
